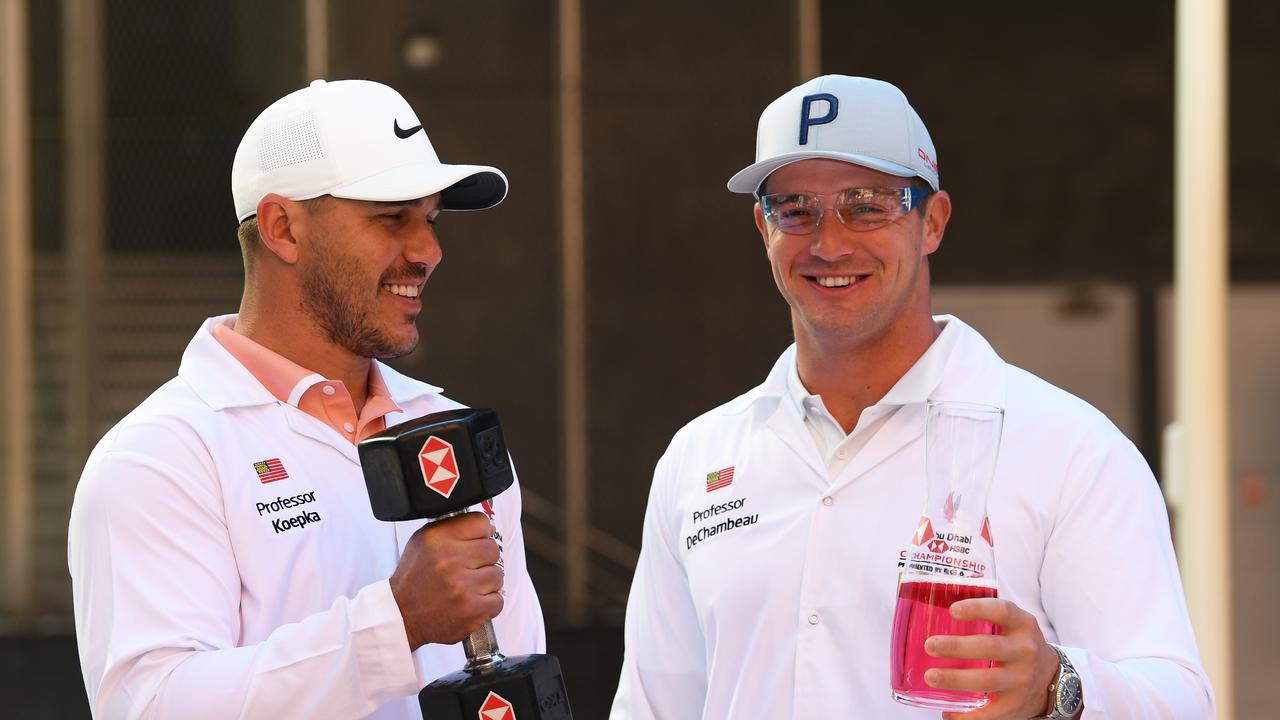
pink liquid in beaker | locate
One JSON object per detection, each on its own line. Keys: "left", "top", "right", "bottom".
{"left": 890, "top": 580, "right": 998, "bottom": 711}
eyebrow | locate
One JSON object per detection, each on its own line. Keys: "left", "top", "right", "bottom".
{"left": 841, "top": 186, "right": 900, "bottom": 195}
{"left": 765, "top": 187, "right": 905, "bottom": 199}
{"left": 362, "top": 199, "right": 440, "bottom": 213}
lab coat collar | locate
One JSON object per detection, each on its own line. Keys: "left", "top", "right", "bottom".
{"left": 727, "top": 315, "right": 1003, "bottom": 413}
{"left": 722, "top": 315, "right": 1009, "bottom": 483}
{"left": 879, "top": 315, "right": 961, "bottom": 406}
{"left": 781, "top": 315, "right": 964, "bottom": 421}
{"left": 180, "top": 314, "right": 444, "bottom": 412}
{"left": 925, "top": 314, "right": 1007, "bottom": 409}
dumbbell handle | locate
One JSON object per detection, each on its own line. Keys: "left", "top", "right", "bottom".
{"left": 462, "top": 619, "right": 505, "bottom": 671}
{"left": 438, "top": 509, "right": 507, "bottom": 672}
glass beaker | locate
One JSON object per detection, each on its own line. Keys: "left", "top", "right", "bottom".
{"left": 890, "top": 401, "right": 1004, "bottom": 711}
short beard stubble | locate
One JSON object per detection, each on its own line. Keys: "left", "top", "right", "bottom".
{"left": 298, "top": 238, "right": 419, "bottom": 361}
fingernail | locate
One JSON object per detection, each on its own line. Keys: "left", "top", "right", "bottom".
{"left": 925, "top": 669, "right": 939, "bottom": 685}
{"left": 924, "top": 638, "right": 937, "bottom": 654}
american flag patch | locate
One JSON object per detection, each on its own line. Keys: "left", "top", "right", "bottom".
{"left": 705, "top": 466, "right": 734, "bottom": 492}
{"left": 254, "top": 458, "right": 289, "bottom": 484}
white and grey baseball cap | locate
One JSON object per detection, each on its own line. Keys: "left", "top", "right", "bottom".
{"left": 727, "top": 75, "right": 939, "bottom": 195}
{"left": 232, "top": 79, "right": 507, "bottom": 222}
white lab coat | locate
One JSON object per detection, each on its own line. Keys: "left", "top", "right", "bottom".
{"left": 69, "top": 315, "right": 545, "bottom": 719}
{"left": 612, "top": 315, "right": 1213, "bottom": 719}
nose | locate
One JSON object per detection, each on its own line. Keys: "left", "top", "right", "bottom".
{"left": 807, "top": 209, "right": 853, "bottom": 262}
{"left": 403, "top": 215, "right": 443, "bottom": 268}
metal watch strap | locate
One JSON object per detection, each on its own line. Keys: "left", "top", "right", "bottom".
{"left": 1030, "top": 644, "right": 1082, "bottom": 719}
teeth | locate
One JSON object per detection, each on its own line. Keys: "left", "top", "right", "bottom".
{"left": 817, "top": 276, "right": 858, "bottom": 288}
{"left": 383, "top": 283, "right": 420, "bottom": 298}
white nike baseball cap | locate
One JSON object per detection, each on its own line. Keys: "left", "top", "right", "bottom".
{"left": 231, "top": 79, "right": 508, "bottom": 222}
{"left": 727, "top": 75, "right": 940, "bottom": 195}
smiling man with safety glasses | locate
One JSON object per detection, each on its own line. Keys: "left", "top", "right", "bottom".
{"left": 611, "top": 75, "right": 1214, "bottom": 720}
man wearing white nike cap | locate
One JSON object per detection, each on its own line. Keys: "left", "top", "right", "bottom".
{"left": 69, "top": 79, "right": 545, "bottom": 719}
{"left": 612, "top": 76, "right": 1213, "bottom": 719}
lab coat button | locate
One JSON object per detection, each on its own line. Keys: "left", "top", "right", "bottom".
{"left": 808, "top": 614, "right": 820, "bottom": 625}
{"left": 822, "top": 496, "right": 833, "bottom": 507}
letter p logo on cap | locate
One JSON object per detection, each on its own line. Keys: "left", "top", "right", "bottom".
{"left": 799, "top": 92, "right": 839, "bottom": 145}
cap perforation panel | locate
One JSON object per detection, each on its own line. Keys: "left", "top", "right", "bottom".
{"left": 259, "top": 110, "right": 325, "bottom": 171}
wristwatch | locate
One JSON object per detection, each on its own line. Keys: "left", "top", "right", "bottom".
{"left": 1031, "top": 644, "right": 1084, "bottom": 719}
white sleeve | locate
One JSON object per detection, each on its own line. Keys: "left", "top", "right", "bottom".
{"left": 488, "top": 463, "right": 547, "bottom": 656}
{"left": 68, "top": 443, "right": 420, "bottom": 719}
{"left": 1043, "top": 434, "right": 1216, "bottom": 719}
{"left": 610, "top": 450, "right": 706, "bottom": 720}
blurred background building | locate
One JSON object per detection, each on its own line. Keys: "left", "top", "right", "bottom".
{"left": 0, "top": 0, "right": 1276, "bottom": 717}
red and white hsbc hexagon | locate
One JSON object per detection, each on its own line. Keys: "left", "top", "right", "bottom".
{"left": 478, "top": 691, "right": 515, "bottom": 720}
{"left": 419, "top": 435, "right": 460, "bottom": 498}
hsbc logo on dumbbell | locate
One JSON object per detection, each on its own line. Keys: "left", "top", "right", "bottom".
{"left": 419, "top": 435, "right": 461, "bottom": 498}
{"left": 479, "top": 691, "right": 516, "bottom": 719}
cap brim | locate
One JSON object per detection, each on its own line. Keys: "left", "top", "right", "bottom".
{"left": 330, "top": 162, "right": 508, "bottom": 210}
{"left": 726, "top": 151, "right": 918, "bottom": 195}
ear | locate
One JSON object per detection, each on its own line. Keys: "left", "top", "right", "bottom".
{"left": 255, "top": 193, "right": 305, "bottom": 265}
{"left": 921, "top": 190, "right": 951, "bottom": 256}
{"left": 754, "top": 202, "right": 772, "bottom": 253}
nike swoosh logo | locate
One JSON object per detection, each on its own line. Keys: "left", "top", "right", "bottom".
{"left": 394, "top": 120, "right": 424, "bottom": 139}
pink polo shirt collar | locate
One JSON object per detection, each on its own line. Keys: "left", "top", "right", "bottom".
{"left": 211, "top": 321, "right": 403, "bottom": 444}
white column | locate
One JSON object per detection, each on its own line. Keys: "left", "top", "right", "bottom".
{"left": 0, "top": 0, "right": 34, "bottom": 617}
{"left": 796, "top": 0, "right": 821, "bottom": 81}
{"left": 558, "top": 0, "right": 589, "bottom": 625}
{"left": 63, "top": 0, "right": 107, "bottom": 499}
{"left": 1173, "top": 0, "right": 1232, "bottom": 715}
{"left": 304, "top": 0, "right": 329, "bottom": 81}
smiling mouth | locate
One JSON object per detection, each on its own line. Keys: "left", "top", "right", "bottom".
{"left": 381, "top": 282, "right": 423, "bottom": 298}
{"left": 810, "top": 274, "right": 868, "bottom": 288}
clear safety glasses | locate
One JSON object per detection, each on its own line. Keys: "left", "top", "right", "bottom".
{"left": 760, "top": 186, "right": 933, "bottom": 234}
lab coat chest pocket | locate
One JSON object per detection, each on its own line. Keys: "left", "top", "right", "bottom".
{"left": 223, "top": 445, "right": 383, "bottom": 596}
{"left": 225, "top": 454, "right": 331, "bottom": 577}
{"left": 681, "top": 463, "right": 811, "bottom": 624}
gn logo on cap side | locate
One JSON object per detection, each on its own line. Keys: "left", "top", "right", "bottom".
{"left": 419, "top": 436, "right": 460, "bottom": 498}
{"left": 799, "top": 92, "right": 839, "bottom": 145}
{"left": 478, "top": 690, "right": 515, "bottom": 720}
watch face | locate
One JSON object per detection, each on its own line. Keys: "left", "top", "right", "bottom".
{"left": 1058, "top": 674, "right": 1084, "bottom": 714}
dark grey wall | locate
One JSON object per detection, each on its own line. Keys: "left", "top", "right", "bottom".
{"left": 578, "top": 0, "right": 799, "bottom": 562}
{"left": 28, "top": 0, "right": 1280, "bottom": 624}
{"left": 325, "top": 0, "right": 569, "bottom": 603}
{"left": 822, "top": 3, "right": 1177, "bottom": 284}
{"left": 1228, "top": 2, "right": 1280, "bottom": 280}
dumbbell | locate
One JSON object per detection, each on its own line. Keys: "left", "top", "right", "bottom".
{"left": 359, "top": 408, "right": 573, "bottom": 720}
